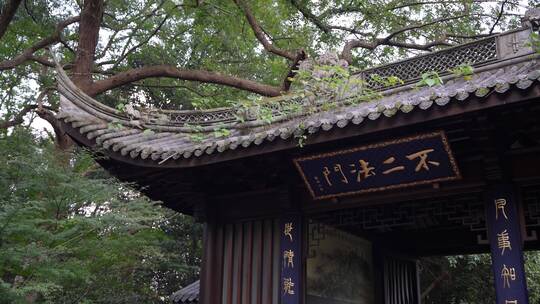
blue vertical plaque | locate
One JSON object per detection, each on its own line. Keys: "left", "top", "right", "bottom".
{"left": 486, "top": 185, "right": 529, "bottom": 304}
{"left": 280, "top": 215, "right": 302, "bottom": 304}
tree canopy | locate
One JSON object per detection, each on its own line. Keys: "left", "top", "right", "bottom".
{"left": 0, "top": 0, "right": 533, "bottom": 143}
{"left": 0, "top": 129, "right": 202, "bottom": 303}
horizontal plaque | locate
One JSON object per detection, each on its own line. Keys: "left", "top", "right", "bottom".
{"left": 294, "top": 131, "right": 461, "bottom": 200}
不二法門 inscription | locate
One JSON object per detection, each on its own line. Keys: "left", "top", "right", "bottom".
{"left": 294, "top": 131, "right": 460, "bottom": 200}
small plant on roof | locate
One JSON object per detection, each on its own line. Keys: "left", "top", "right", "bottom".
{"left": 185, "top": 124, "right": 205, "bottom": 143}
{"left": 108, "top": 122, "right": 123, "bottom": 130}
{"left": 116, "top": 103, "right": 126, "bottom": 111}
{"left": 291, "top": 52, "right": 359, "bottom": 101}
{"left": 370, "top": 74, "right": 404, "bottom": 87}
{"left": 142, "top": 129, "right": 155, "bottom": 136}
{"left": 279, "top": 100, "right": 304, "bottom": 116}
{"left": 296, "top": 134, "right": 308, "bottom": 148}
{"left": 527, "top": 32, "right": 540, "bottom": 54}
{"left": 189, "top": 133, "right": 205, "bottom": 143}
{"left": 450, "top": 64, "right": 474, "bottom": 81}
{"left": 417, "top": 71, "right": 443, "bottom": 87}
{"left": 213, "top": 126, "right": 231, "bottom": 138}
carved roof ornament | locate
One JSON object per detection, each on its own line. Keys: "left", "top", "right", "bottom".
{"left": 522, "top": 7, "right": 540, "bottom": 31}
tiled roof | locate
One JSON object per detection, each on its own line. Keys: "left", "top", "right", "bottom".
{"left": 171, "top": 280, "right": 199, "bottom": 303}
{"left": 57, "top": 27, "right": 540, "bottom": 167}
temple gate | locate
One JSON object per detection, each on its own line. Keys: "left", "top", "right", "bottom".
{"left": 57, "top": 14, "right": 540, "bottom": 304}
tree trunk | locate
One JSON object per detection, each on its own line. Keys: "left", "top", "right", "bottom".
{"left": 71, "top": 0, "right": 104, "bottom": 94}
{"left": 56, "top": 0, "right": 104, "bottom": 151}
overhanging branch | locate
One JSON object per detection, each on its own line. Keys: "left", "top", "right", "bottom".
{"left": 234, "top": 0, "right": 296, "bottom": 60}
{"left": 88, "top": 65, "right": 283, "bottom": 97}
{"left": 0, "top": 0, "right": 22, "bottom": 40}
{"left": 0, "top": 16, "right": 80, "bottom": 71}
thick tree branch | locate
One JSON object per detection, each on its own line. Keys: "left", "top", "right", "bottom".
{"left": 0, "top": 91, "right": 53, "bottom": 129}
{"left": 341, "top": 37, "right": 452, "bottom": 64}
{"left": 88, "top": 65, "right": 282, "bottom": 97}
{"left": 339, "top": 15, "right": 466, "bottom": 64}
{"left": 0, "top": 104, "right": 38, "bottom": 129}
{"left": 0, "top": 0, "right": 22, "bottom": 40}
{"left": 281, "top": 49, "right": 306, "bottom": 91}
{"left": 234, "top": 0, "right": 296, "bottom": 60}
{"left": 35, "top": 107, "right": 72, "bottom": 150}
{"left": 0, "top": 89, "right": 72, "bottom": 149}
{"left": 0, "top": 16, "right": 80, "bottom": 71}
{"left": 389, "top": 0, "right": 500, "bottom": 11}
{"left": 71, "top": 0, "right": 104, "bottom": 91}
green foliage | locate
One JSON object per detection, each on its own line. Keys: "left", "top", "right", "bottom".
{"left": 420, "top": 253, "right": 540, "bottom": 304}
{"left": 529, "top": 32, "right": 540, "bottom": 54}
{"left": 142, "top": 129, "right": 155, "bottom": 136}
{"left": 290, "top": 62, "right": 363, "bottom": 101}
{"left": 0, "top": 129, "right": 201, "bottom": 303}
{"left": 370, "top": 74, "right": 404, "bottom": 87}
{"left": 295, "top": 134, "right": 307, "bottom": 148}
{"left": 450, "top": 64, "right": 474, "bottom": 81}
{"left": 116, "top": 103, "right": 126, "bottom": 111}
{"left": 213, "top": 126, "right": 231, "bottom": 138}
{"left": 192, "top": 97, "right": 235, "bottom": 110}
{"left": 417, "top": 71, "right": 443, "bottom": 87}
{"left": 107, "top": 122, "right": 124, "bottom": 130}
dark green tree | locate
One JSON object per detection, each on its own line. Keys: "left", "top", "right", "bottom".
{"left": 420, "top": 253, "right": 540, "bottom": 304}
{"left": 0, "top": 129, "right": 201, "bottom": 303}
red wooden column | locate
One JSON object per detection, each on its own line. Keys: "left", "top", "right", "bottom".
{"left": 199, "top": 219, "right": 224, "bottom": 304}
{"left": 199, "top": 217, "right": 281, "bottom": 304}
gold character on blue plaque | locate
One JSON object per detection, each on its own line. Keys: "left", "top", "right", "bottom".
{"left": 334, "top": 164, "right": 349, "bottom": 184}
{"left": 322, "top": 167, "right": 332, "bottom": 186}
{"left": 382, "top": 157, "right": 405, "bottom": 175}
{"left": 284, "top": 222, "right": 293, "bottom": 242}
{"left": 501, "top": 264, "right": 516, "bottom": 288}
{"left": 497, "top": 229, "right": 512, "bottom": 255}
{"left": 283, "top": 250, "right": 294, "bottom": 268}
{"left": 349, "top": 159, "right": 376, "bottom": 182}
{"left": 283, "top": 278, "right": 295, "bottom": 295}
{"left": 495, "top": 198, "right": 509, "bottom": 220}
{"left": 406, "top": 149, "right": 440, "bottom": 172}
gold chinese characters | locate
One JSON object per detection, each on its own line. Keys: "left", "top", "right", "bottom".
{"left": 282, "top": 221, "right": 296, "bottom": 298}
{"left": 319, "top": 149, "right": 440, "bottom": 187}
{"left": 501, "top": 264, "right": 516, "bottom": 288}
{"left": 497, "top": 229, "right": 512, "bottom": 256}
{"left": 284, "top": 222, "right": 293, "bottom": 242}
{"left": 495, "top": 198, "right": 509, "bottom": 220}
{"left": 283, "top": 278, "right": 295, "bottom": 295}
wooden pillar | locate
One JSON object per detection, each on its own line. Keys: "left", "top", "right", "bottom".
{"left": 199, "top": 216, "right": 282, "bottom": 304}
{"left": 485, "top": 184, "right": 529, "bottom": 304}
{"left": 199, "top": 218, "right": 224, "bottom": 304}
